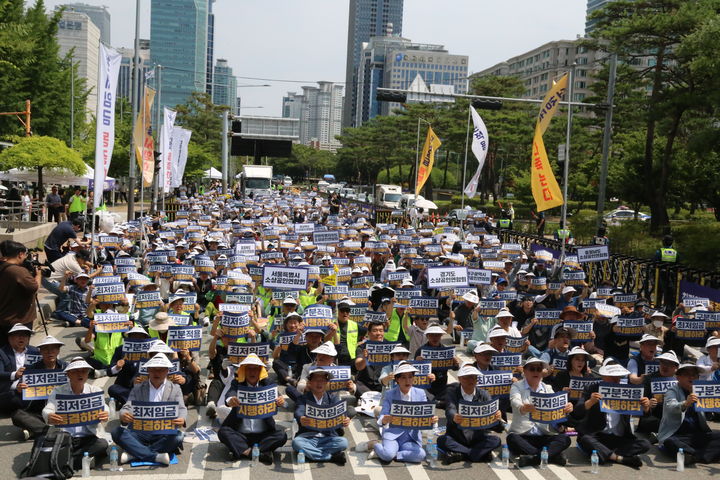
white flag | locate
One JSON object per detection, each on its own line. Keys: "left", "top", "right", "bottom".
{"left": 463, "top": 106, "right": 489, "bottom": 199}
{"left": 159, "top": 107, "right": 177, "bottom": 194}
{"left": 93, "top": 44, "right": 122, "bottom": 209}
{"left": 170, "top": 127, "right": 192, "bottom": 188}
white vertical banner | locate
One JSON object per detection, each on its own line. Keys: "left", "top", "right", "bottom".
{"left": 170, "top": 127, "right": 192, "bottom": 188}
{"left": 463, "top": 106, "right": 490, "bottom": 199}
{"left": 93, "top": 44, "right": 122, "bottom": 208}
{"left": 159, "top": 107, "right": 177, "bottom": 194}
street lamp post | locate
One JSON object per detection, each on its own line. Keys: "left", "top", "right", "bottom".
{"left": 127, "top": 0, "right": 142, "bottom": 220}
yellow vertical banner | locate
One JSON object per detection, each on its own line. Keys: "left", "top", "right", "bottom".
{"left": 416, "top": 127, "right": 441, "bottom": 196}
{"left": 132, "top": 86, "right": 156, "bottom": 187}
{"left": 530, "top": 73, "right": 567, "bottom": 211}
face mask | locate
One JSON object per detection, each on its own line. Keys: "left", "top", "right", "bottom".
{"left": 653, "top": 320, "right": 664, "bottom": 328}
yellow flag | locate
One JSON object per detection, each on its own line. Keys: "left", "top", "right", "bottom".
{"left": 531, "top": 74, "right": 567, "bottom": 211}
{"left": 416, "top": 126, "right": 441, "bottom": 196}
{"left": 132, "top": 86, "right": 156, "bottom": 187}
{"left": 321, "top": 274, "right": 337, "bottom": 287}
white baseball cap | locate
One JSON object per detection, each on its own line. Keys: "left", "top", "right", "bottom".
{"left": 562, "top": 286, "right": 576, "bottom": 295}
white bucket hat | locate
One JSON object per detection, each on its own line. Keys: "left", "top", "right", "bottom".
{"left": 462, "top": 291, "right": 480, "bottom": 304}
{"left": 144, "top": 353, "right": 175, "bottom": 369}
{"left": 473, "top": 343, "right": 498, "bottom": 354}
{"left": 655, "top": 351, "right": 680, "bottom": 365}
{"left": 64, "top": 356, "right": 93, "bottom": 372}
{"left": 148, "top": 341, "right": 175, "bottom": 354}
{"left": 567, "top": 346, "right": 591, "bottom": 358}
{"left": 37, "top": 336, "right": 64, "bottom": 348}
{"left": 496, "top": 310, "right": 514, "bottom": 319}
{"left": 8, "top": 324, "right": 33, "bottom": 335}
{"left": 487, "top": 328, "right": 509, "bottom": 339}
{"left": 598, "top": 360, "right": 631, "bottom": 377}
{"left": 424, "top": 325, "right": 446, "bottom": 336}
{"left": 457, "top": 364, "right": 481, "bottom": 377}
{"left": 639, "top": 334, "right": 661, "bottom": 344}
{"left": 311, "top": 341, "right": 338, "bottom": 357}
{"left": 390, "top": 345, "right": 411, "bottom": 355}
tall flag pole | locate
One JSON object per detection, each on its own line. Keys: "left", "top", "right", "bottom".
{"left": 463, "top": 106, "right": 490, "bottom": 201}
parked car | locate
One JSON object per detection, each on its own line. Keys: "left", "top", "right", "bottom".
{"left": 603, "top": 208, "right": 651, "bottom": 225}
{"left": 283, "top": 176, "right": 292, "bottom": 187}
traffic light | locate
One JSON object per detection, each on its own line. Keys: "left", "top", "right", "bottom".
{"left": 376, "top": 91, "right": 408, "bottom": 103}
{"left": 153, "top": 151, "right": 161, "bottom": 174}
{"left": 472, "top": 99, "right": 503, "bottom": 110}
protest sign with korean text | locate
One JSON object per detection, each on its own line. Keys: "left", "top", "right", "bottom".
{"left": 262, "top": 265, "right": 308, "bottom": 290}
{"left": 491, "top": 353, "right": 522, "bottom": 372}
{"left": 227, "top": 342, "right": 271, "bottom": 364}
{"left": 365, "top": 341, "right": 400, "bottom": 365}
{"left": 505, "top": 335, "right": 528, "bottom": 354}
{"left": 616, "top": 317, "right": 645, "bottom": 338}
{"left": 167, "top": 325, "right": 202, "bottom": 351}
{"left": 22, "top": 370, "right": 67, "bottom": 400}
{"left": 220, "top": 312, "right": 252, "bottom": 338}
{"left": 122, "top": 337, "right": 156, "bottom": 361}
{"left": 234, "top": 384, "right": 278, "bottom": 419}
{"left": 135, "top": 291, "right": 163, "bottom": 310}
{"left": 131, "top": 401, "right": 180, "bottom": 434}
{"left": 407, "top": 297, "right": 439, "bottom": 317}
{"left": 389, "top": 401, "right": 435, "bottom": 430}
{"left": 93, "top": 313, "right": 130, "bottom": 334}
{"left": 303, "top": 304, "right": 334, "bottom": 329}
{"left": 568, "top": 377, "right": 601, "bottom": 399}
{"left": 426, "top": 266, "right": 469, "bottom": 289}
{"left": 676, "top": 318, "right": 707, "bottom": 346}
{"left": 55, "top": 391, "right": 105, "bottom": 427}
{"left": 650, "top": 377, "right": 678, "bottom": 403}
{"left": 530, "top": 391, "right": 568, "bottom": 424}
{"left": 599, "top": 382, "right": 644, "bottom": 415}
{"left": 577, "top": 245, "right": 610, "bottom": 263}
{"left": 94, "top": 283, "right": 126, "bottom": 304}
{"left": 693, "top": 381, "right": 720, "bottom": 412}
{"left": 457, "top": 399, "right": 500, "bottom": 430}
{"left": 564, "top": 320, "right": 594, "bottom": 344}
{"left": 419, "top": 345, "right": 455, "bottom": 371}
{"left": 304, "top": 400, "right": 347, "bottom": 431}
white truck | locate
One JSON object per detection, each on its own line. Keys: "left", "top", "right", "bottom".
{"left": 374, "top": 184, "right": 402, "bottom": 209}
{"left": 239, "top": 165, "right": 273, "bottom": 198}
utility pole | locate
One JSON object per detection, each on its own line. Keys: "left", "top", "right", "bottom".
{"left": 0, "top": 100, "right": 31, "bottom": 137}
{"left": 596, "top": 54, "right": 617, "bottom": 229}
{"left": 70, "top": 53, "right": 74, "bottom": 148}
{"left": 152, "top": 65, "right": 162, "bottom": 212}
{"left": 560, "top": 64, "right": 576, "bottom": 263}
{"left": 221, "top": 108, "right": 229, "bottom": 194}
{"left": 127, "top": 0, "right": 142, "bottom": 220}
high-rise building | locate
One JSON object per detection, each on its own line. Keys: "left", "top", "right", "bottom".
{"left": 206, "top": 0, "right": 215, "bottom": 96}
{"left": 213, "top": 59, "right": 237, "bottom": 110}
{"left": 55, "top": 11, "right": 100, "bottom": 119}
{"left": 343, "top": 0, "right": 404, "bottom": 128}
{"left": 116, "top": 40, "right": 151, "bottom": 106}
{"left": 355, "top": 36, "right": 468, "bottom": 126}
{"left": 586, "top": 0, "right": 614, "bottom": 35}
{"left": 58, "top": 3, "right": 110, "bottom": 45}
{"left": 471, "top": 39, "right": 600, "bottom": 103}
{"left": 283, "top": 82, "right": 344, "bottom": 152}
{"left": 150, "top": 0, "right": 208, "bottom": 111}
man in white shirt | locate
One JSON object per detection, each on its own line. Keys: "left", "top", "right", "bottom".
{"left": 507, "top": 357, "right": 573, "bottom": 467}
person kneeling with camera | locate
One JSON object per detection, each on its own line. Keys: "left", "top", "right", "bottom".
{"left": 0, "top": 241, "right": 41, "bottom": 347}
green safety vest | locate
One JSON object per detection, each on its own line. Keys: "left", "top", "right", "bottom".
{"left": 93, "top": 331, "right": 124, "bottom": 366}
{"left": 498, "top": 219, "right": 511, "bottom": 228}
{"left": 346, "top": 320, "right": 358, "bottom": 360}
{"left": 385, "top": 309, "right": 409, "bottom": 342}
{"left": 557, "top": 229, "right": 570, "bottom": 239}
{"left": 299, "top": 288, "right": 316, "bottom": 309}
{"left": 661, "top": 248, "right": 677, "bottom": 262}
{"left": 69, "top": 195, "right": 84, "bottom": 213}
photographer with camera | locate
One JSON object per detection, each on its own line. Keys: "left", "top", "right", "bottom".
{"left": 43, "top": 248, "right": 98, "bottom": 313}
{"left": 43, "top": 218, "right": 88, "bottom": 264}
{"left": 0, "top": 241, "right": 41, "bottom": 346}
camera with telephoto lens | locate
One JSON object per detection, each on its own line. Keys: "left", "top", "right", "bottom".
{"left": 22, "top": 250, "right": 54, "bottom": 277}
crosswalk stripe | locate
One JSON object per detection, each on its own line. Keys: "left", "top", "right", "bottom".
{"left": 291, "top": 456, "right": 313, "bottom": 480}
{"left": 346, "top": 417, "right": 388, "bottom": 480}
{"left": 518, "top": 466, "right": 547, "bottom": 480}
{"left": 547, "top": 464, "right": 577, "bottom": 480}
{"left": 405, "top": 463, "right": 431, "bottom": 480}
{"left": 489, "top": 459, "right": 519, "bottom": 480}
{"left": 220, "top": 460, "right": 248, "bottom": 480}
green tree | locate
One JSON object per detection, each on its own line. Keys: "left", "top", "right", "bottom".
{"left": 0, "top": 135, "right": 87, "bottom": 194}
{"left": 173, "top": 92, "right": 224, "bottom": 179}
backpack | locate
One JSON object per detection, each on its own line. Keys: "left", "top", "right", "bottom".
{"left": 20, "top": 426, "right": 74, "bottom": 479}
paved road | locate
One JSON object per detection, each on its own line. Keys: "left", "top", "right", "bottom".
{"left": 4, "top": 320, "right": 718, "bottom": 480}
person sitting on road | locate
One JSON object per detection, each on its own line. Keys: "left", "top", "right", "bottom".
{"left": 292, "top": 367, "right": 351, "bottom": 465}
{"left": 112, "top": 353, "right": 187, "bottom": 465}
{"left": 218, "top": 354, "right": 287, "bottom": 464}
{"left": 0, "top": 324, "right": 39, "bottom": 415}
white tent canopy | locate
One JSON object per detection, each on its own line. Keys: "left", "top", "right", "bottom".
{"left": 204, "top": 167, "right": 222, "bottom": 179}
{"left": 0, "top": 165, "right": 115, "bottom": 190}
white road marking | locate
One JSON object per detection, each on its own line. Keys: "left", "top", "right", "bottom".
{"left": 489, "top": 458, "right": 519, "bottom": 480}
{"left": 518, "top": 466, "right": 547, "bottom": 480}
{"left": 345, "top": 417, "right": 388, "bottom": 480}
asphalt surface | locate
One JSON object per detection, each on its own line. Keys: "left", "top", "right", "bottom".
{"left": 4, "top": 319, "right": 720, "bottom": 480}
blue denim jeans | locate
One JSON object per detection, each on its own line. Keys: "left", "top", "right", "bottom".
{"left": 111, "top": 425, "right": 184, "bottom": 463}
{"left": 292, "top": 433, "right": 348, "bottom": 461}
{"left": 42, "top": 277, "right": 69, "bottom": 312}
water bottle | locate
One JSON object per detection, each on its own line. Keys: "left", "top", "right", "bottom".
{"left": 108, "top": 398, "right": 116, "bottom": 420}
{"left": 427, "top": 434, "right": 437, "bottom": 468}
{"left": 297, "top": 449, "right": 306, "bottom": 472}
{"left": 251, "top": 444, "right": 260, "bottom": 467}
{"left": 540, "top": 446, "right": 548, "bottom": 469}
{"left": 501, "top": 444, "right": 510, "bottom": 469}
{"left": 591, "top": 450, "right": 599, "bottom": 474}
{"left": 81, "top": 452, "right": 91, "bottom": 477}
{"left": 109, "top": 445, "right": 119, "bottom": 472}
{"left": 677, "top": 448, "right": 685, "bottom": 472}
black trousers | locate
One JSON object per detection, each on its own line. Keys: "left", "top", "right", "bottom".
{"left": 578, "top": 432, "right": 650, "bottom": 462}
{"left": 108, "top": 384, "right": 132, "bottom": 407}
{"left": 207, "top": 378, "right": 224, "bottom": 404}
{"left": 439, "top": 433, "right": 500, "bottom": 462}
{"left": 71, "top": 435, "right": 108, "bottom": 469}
{"left": 272, "top": 359, "right": 291, "bottom": 383}
{"left": 218, "top": 427, "right": 287, "bottom": 457}
{"left": 0, "top": 390, "right": 24, "bottom": 415}
{"left": 506, "top": 433, "right": 570, "bottom": 458}
{"left": 663, "top": 431, "right": 720, "bottom": 464}
{"left": 11, "top": 409, "right": 46, "bottom": 437}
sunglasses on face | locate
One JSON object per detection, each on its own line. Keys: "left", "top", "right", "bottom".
{"left": 525, "top": 366, "right": 544, "bottom": 372}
